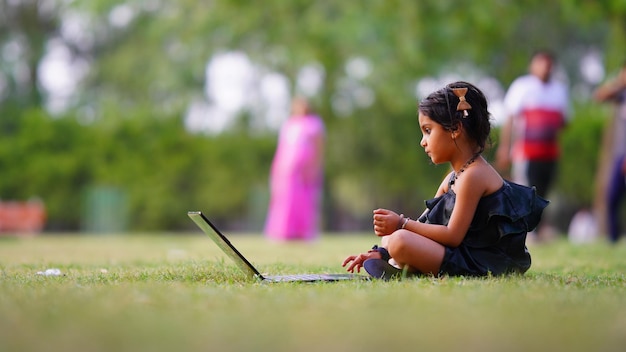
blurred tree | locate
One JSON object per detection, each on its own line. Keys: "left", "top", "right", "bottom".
{"left": 0, "top": 0, "right": 59, "bottom": 107}
{"left": 0, "top": 0, "right": 624, "bottom": 231}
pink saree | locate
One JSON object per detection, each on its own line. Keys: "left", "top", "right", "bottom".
{"left": 264, "top": 114, "right": 325, "bottom": 241}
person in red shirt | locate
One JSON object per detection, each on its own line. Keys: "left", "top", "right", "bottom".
{"left": 496, "top": 51, "right": 569, "bottom": 241}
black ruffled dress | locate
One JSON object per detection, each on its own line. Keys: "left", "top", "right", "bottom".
{"left": 418, "top": 179, "right": 549, "bottom": 277}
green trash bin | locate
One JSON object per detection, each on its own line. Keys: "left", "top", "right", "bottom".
{"left": 81, "top": 186, "right": 128, "bottom": 234}
{"left": 248, "top": 184, "right": 269, "bottom": 232}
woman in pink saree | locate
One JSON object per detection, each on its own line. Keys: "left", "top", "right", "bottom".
{"left": 265, "top": 98, "right": 325, "bottom": 241}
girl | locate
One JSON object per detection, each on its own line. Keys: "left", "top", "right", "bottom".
{"left": 342, "top": 81, "right": 548, "bottom": 280}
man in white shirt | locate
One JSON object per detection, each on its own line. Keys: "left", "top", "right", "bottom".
{"left": 496, "top": 51, "right": 570, "bottom": 241}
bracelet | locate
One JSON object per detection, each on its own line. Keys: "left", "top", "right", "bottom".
{"left": 371, "top": 245, "right": 391, "bottom": 262}
{"left": 401, "top": 217, "right": 410, "bottom": 229}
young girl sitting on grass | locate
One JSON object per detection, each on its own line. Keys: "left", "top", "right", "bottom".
{"left": 342, "top": 81, "right": 548, "bottom": 280}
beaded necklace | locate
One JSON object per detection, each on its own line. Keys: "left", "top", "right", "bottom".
{"left": 450, "top": 153, "right": 480, "bottom": 185}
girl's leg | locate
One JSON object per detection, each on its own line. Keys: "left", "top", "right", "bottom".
{"left": 385, "top": 230, "right": 445, "bottom": 275}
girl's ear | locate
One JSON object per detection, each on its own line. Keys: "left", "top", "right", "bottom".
{"left": 451, "top": 122, "right": 463, "bottom": 139}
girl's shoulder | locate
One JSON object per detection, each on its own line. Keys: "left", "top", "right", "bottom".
{"left": 457, "top": 160, "right": 503, "bottom": 197}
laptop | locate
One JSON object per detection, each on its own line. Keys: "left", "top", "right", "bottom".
{"left": 188, "top": 211, "right": 369, "bottom": 283}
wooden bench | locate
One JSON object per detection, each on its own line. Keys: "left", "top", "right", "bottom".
{"left": 0, "top": 200, "right": 46, "bottom": 234}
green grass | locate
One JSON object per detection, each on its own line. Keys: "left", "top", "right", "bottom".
{"left": 1, "top": 233, "right": 626, "bottom": 352}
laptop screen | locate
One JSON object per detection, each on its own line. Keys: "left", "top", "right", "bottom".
{"left": 188, "top": 211, "right": 263, "bottom": 279}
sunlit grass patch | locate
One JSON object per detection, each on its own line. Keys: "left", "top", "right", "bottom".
{"left": 1, "top": 234, "right": 626, "bottom": 352}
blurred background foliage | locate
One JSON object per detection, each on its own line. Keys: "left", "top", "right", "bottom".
{"left": 0, "top": 0, "right": 624, "bottom": 233}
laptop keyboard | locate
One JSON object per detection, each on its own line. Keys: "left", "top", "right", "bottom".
{"left": 264, "top": 273, "right": 367, "bottom": 282}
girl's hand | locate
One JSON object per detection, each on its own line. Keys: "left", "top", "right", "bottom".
{"left": 373, "top": 208, "right": 402, "bottom": 236}
{"left": 342, "top": 250, "right": 382, "bottom": 273}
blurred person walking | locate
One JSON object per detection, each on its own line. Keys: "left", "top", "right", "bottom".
{"left": 496, "top": 50, "right": 570, "bottom": 241}
{"left": 264, "top": 97, "right": 325, "bottom": 241}
{"left": 593, "top": 62, "right": 626, "bottom": 243}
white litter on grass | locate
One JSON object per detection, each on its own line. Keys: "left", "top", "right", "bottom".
{"left": 36, "top": 268, "right": 63, "bottom": 276}
{"left": 567, "top": 209, "right": 598, "bottom": 244}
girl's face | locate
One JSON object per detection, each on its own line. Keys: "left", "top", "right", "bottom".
{"left": 418, "top": 113, "right": 455, "bottom": 164}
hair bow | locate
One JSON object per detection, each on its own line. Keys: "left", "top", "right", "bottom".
{"left": 451, "top": 88, "right": 472, "bottom": 117}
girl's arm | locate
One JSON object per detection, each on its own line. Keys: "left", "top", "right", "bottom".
{"left": 372, "top": 174, "right": 450, "bottom": 236}
{"left": 377, "top": 167, "right": 489, "bottom": 247}
{"left": 434, "top": 173, "right": 451, "bottom": 197}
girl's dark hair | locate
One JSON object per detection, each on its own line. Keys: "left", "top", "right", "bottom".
{"left": 418, "top": 81, "right": 492, "bottom": 152}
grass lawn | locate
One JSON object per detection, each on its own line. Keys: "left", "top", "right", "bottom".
{"left": 1, "top": 232, "right": 626, "bottom": 352}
